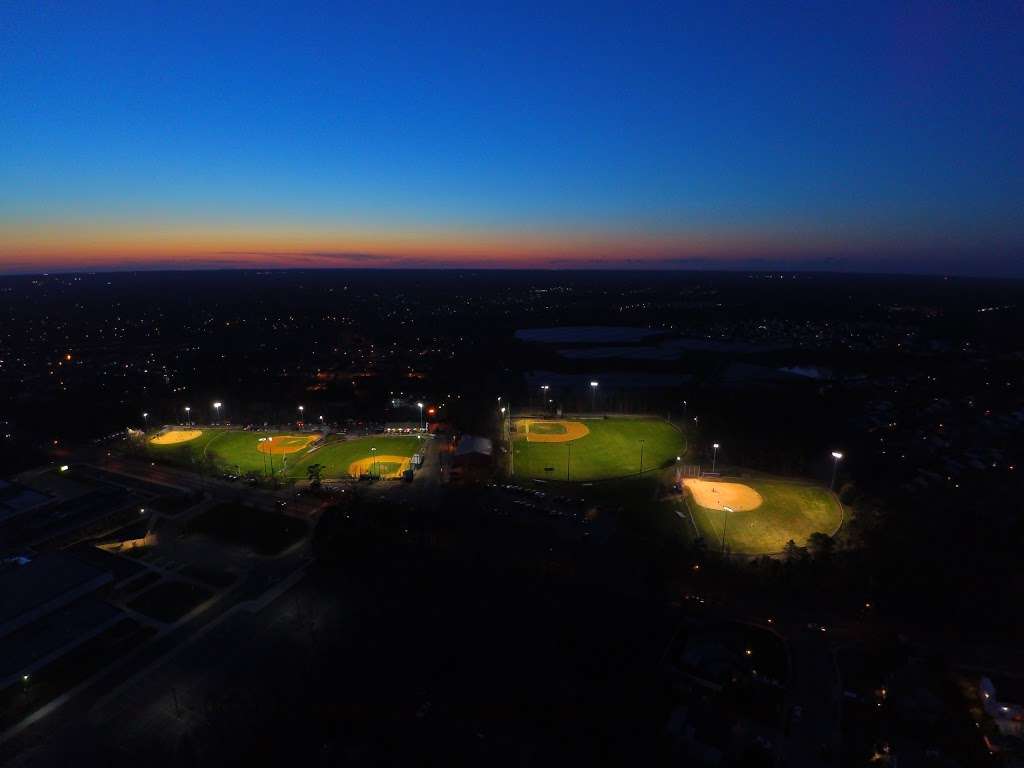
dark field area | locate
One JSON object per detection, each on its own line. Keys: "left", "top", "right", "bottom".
{"left": 127, "top": 581, "right": 213, "bottom": 624}
{"left": 185, "top": 503, "right": 307, "bottom": 556}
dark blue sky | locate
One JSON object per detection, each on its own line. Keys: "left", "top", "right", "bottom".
{"left": 1, "top": 1, "right": 1022, "bottom": 274}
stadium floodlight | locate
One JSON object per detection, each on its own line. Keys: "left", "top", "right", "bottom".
{"left": 712, "top": 443, "right": 720, "bottom": 473}
{"left": 589, "top": 381, "right": 599, "bottom": 411}
{"left": 417, "top": 402, "right": 424, "bottom": 430}
{"left": 184, "top": 406, "right": 191, "bottom": 425}
{"left": 830, "top": 451, "right": 844, "bottom": 491}
{"left": 213, "top": 401, "right": 222, "bottom": 422}
{"left": 721, "top": 506, "right": 735, "bottom": 554}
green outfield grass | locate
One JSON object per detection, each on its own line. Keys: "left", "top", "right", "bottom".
{"left": 686, "top": 476, "right": 843, "bottom": 555}
{"left": 147, "top": 429, "right": 422, "bottom": 480}
{"left": 284, "top": 435, "right": 423, "bottom": 479}
{"left": 511, "top": 418, "right": 684, "bottom": 481}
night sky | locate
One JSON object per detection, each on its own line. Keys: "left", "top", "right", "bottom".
{"left": 2, "top": 1, "right": 1022, "bottom": 275}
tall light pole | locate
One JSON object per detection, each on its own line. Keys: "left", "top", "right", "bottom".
{"left": 267, "top": 436, "right": 274, "bottom": 476}
{"left": 566, "top": 442, "right": 572, "bottom": 481}
{"left": 371, "top": 446, "right": 377, "bottom": 478}
{"left": 712, "top": 443, "right": 720, "bottom": 473}
{"left": 590, "top": 381, "right": 599, "bottom": 412}
{"left": 830, "top": 451, "right": 844, "bottom": 491}
{"left": 142, "top": 412, "right": 149, "bottom": 430}
{"left": 213, "top": 401, "right": 222, "bottom": 423}
{"left": 639, "top": 439, "right": 645, "bottom": 474}
{"left": 417, "top": 402, "right": 424, "bottom": 430}
{"left": 721, "top": 506, "right": 734, "bottom": 554}
{"left": 298, "top": 405, "right": 304, "bottom": 423}
{"left": 184, "top": 406, "right": 191, "bottom": 426}
{"left": 541, "top": 384, "right": 549, "bottom": 409}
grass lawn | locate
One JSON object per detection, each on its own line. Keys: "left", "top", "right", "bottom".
{"left": 686, "top": 476, "right": 843, "bottom": 555}
{"left": 285, "top": 435, "right": 423, "bottom": 479}
{"left": 185, "top": 502, "right": 307, "bottom": 556}
{"left": 512, "top": 418, "right": 684, "bottom": 482}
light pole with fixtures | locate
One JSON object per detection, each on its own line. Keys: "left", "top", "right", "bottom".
{"left": 213, "top": 401, "right": 222, "bottom": 423}
{"left": 184, "top": 406, "right": 191, "bottom": 426}
{"left": 721, "top": 505, "right": 734, "bottom": 554}
{"left": 830, "top": 451, "right": 844, "bottom": 491}
{"left": 590, "top": 381, "right": 599, "bottom": 412}
{"left": 417, "top": 401, "right": 424, "bottom": 430}
{"left": 712, "top": 442, "right": 720, "bottom": 473}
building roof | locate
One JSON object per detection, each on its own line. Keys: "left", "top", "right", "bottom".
{"left": 454, "top": 435, "right": 493, "bottom": 457}
{"left": 0, "top": 480, "right": 51, "bottom": 523}
{"left": 0, "top": 552, "right": 111, "bottom": 634}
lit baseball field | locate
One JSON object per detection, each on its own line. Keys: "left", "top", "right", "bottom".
{"left": 511, "top": 417, "right": 684, "bottom": 481}
{"left": 284, "top": 435, "right": 422, "bottom": 479}
{"left": 147, "top": 429, "right": 421, "bottom": 479}
{"left": 683, "top": 476, "right": 843, "bottom": 554}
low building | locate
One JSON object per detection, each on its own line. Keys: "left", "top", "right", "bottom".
{"left": 451, "top": 435, "right": 493, "bottom": 482}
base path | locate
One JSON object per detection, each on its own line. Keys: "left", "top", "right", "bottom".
{"left": 150, "top": 430, "right": 203, "bottom": 445}
{"left": 683, "top": 478, "right": 763, "bottom": 511}
{"left": 516, "top": 419, "right": 590, "bottom": 443}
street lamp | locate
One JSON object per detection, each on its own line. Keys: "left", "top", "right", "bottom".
{"left": 298, "top": 405, "right": 304, "bottom": 422}
{"left": 721, "top": 505, "right": 734, "bottom": 554}
{"left": 712, "top": 443, "right": 720, "bottom": 473}
{"left": 184, "top": 406, "right": 191, "bottom": 426}
{"left": 417, "top": 401, "right": 424, "bottom": 430}
{"left": 830, "top": 451, "right": 844, "bottom": 491}
{"left": 590, "top": 381, "right": 599, "bottom": 411}
{"left": 142, "top": 412, "right": 149, "bottom": 429}
{"left": 213, "top": 401, "right": 222, "bottom": 423}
